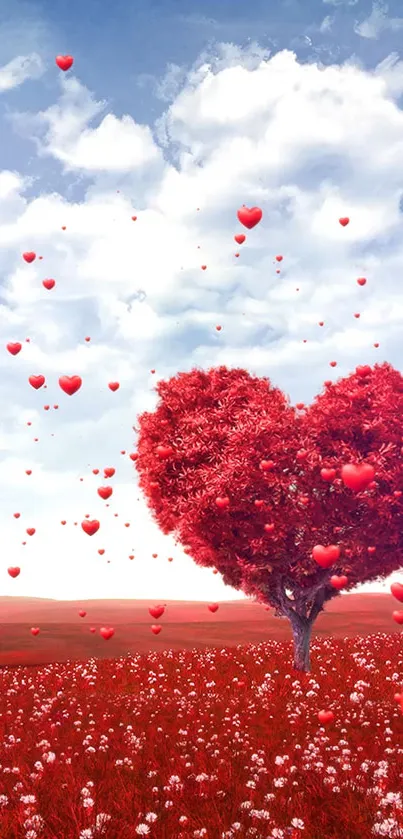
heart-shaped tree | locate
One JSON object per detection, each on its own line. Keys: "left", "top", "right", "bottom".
{"left": 134, "top": 363, "right": 403, "bottom": 671}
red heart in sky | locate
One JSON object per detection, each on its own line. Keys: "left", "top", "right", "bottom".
{"left": 104, "top": 467, "right": 115, "bottom": 478}
{"left": 29, "top": 375, "right": 45, "bottom": 389}
{"left": 59, "top": 375, "right": 82, "bottom": 395}
{"left": 108, "top": 382, "right": 120, "bottom": 391}
{"left": 98, "top": 486, "right": 113, "bottom": 500}
{"left": 42, "top": 279, "right": 55, "bottom": 290}
{"left": 8, "top": 567, "right": 21, "bottom": 578}
{"left": 339, "top": 217, "right": 350, "bottom": 226}
{"left": 237, "top": 206, "right": 263, "bottom": 229}
{"left": 7, "top": 342, "right": 22, "bottom": 355}
{"left": 31, "top": 627, "right": 40, "bottom": 636}
{"left": 56, "top": 55, "right": 74, "bottom": 71}
{"left": 208, "top": 603, "right": 219, "bottom": 612}
{"left": 81, "top": 519, "right": 100, "bottom": 536}
{"left": 23, "top": 252, "right": 36, "bottom": 263}
{"left": 151, "top": 625, "right": 162, "bottom": 634}
{"left": 234, "top": 234, "right": 246, "bottom": 244}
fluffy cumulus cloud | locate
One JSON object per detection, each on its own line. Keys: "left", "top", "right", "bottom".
{"left": 1, "top": 47, "right": 403, "bottom": 600}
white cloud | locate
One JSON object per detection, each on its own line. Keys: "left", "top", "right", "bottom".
{"left": 1, "top": 47, "right": 403, "bottom": 601}
{"left": 15, "top": 77, "right": 162, "bottom": 173}
{"left": 354, "top": 1, "right": 403, "bottom": 39}
{"left": 0, "top": 53, "right": 43, "bottom": 92}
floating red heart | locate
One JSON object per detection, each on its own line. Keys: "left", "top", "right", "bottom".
{"left": 100, "top": 626, "right": 114, "bottom": 639}
{"left": 7, "top": 342, "right": 22, "bottom": 355}
{"left": 59, "top": 375, "right": 82, "bottom": 395}
{"left": 104, "top": 467, "right": 115, "bottom": 478}
{"left": 29, "top": 375, "right": 45, "bottom": 389}
{"left": 317, "top": 710, "right": 334, "bottom": 723}
{"left": 339, "top": 217, "right": 350, "bottom": 226}
{"left": 151, "top": 625, "right": 162, "bottom": 634}
{"left": 357, "top": 278, "right": 367, "bottom": 286}
{"left": 391, "top": 582, "right": 403, "bottom": 603}
{"left": 8, "top": 567, "right": 21, "bottom": 578}
{"left": 393, "top": 611, "right": 403, "bottom": 625}
{"left": 23, "top": 252, "right": 36, "bottom": 263}
{"left": 81, "top": 519, "right": 100, "bottom": 536}
{"left": 215, "top": 497, "right": 230, "bottom": 508}
{"left": 312, "top": 544, "right": 340, "bottom": 568}
{"left": 56, "top": 55, "right": 74, "bottom": 71}
{"left": 330, "top": 575, "right": 348, "bottom": 590}
{"left": 156, "top": 445, "right": 174, "bottom": 458}
{"left": 30, "top": 627, "right": 40, "bottom": 636}
{"left": 208, "top": 603, "right": 219, "bottom": 612}
{"left": 108, "top": 382, "right": 120, "bottom": 391}
{"left": 320, "top": 468, "right": 336, "bottom": 482}
{"left": 78, "top": 610, "right": 86, "bottom": 617}
{"left": 237, "top": 206, "right": 262, "bottom": 229}
{"left": 149, "top": 605, "right": 165, "bottom": 619}
{"left": 42, "top": 279, "right": 55, "bottom": 290}
{"left": 341, "top": 463, "right": 375, "bottom": 492}
{"left": 98, "top": 486, "right": 113, "bottom": 500}
{"left": 234, "top": 234, "right": 246, "bottom": 244}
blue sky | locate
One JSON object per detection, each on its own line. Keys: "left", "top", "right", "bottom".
{"left": 1, "top": 0, "right": 403, "bottom": 601}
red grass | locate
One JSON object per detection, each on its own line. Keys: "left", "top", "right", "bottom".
{"left": 0, "top": 623, "right": 402, "bottom": 838}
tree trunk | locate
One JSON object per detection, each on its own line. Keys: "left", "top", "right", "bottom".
{"left": 289, "top": 613, "right": 313, "bottom": 672}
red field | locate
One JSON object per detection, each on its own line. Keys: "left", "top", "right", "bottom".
{"left": 0, "top": 592, "right": 401, "bottom": 666}
{"left": 0, "top": 616, "right": 402, "bottom": 838}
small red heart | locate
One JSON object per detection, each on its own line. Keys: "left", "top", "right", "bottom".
{"left": 318, "top": 710, "right": 334, "bottom": 723}
{"left": 8, "top": 567, "right": 21, "bottom": 578}
{"left": 81, "top": 519, "right": 100, "bottom": 536}
{"left": 275, "top": 255, "right": 283, "bottom": 262}
{"left": 42, "top": 279, "right": 55, "bottom": 290}
{"left": 237, "top": 206, "right": 263, "bottom": 229}
{"left": 100, "top": 626, "right": 114, "bottom": 639}
{"left": 339, "top": 217, "right": 349, "bottom": 226}
{"left": 97, "top": 486, "right": 113, "bottom": 500}
{"left": 26, "top": 528, "right": 35, "bottom": 536}
{"left": 320, "top": 468, "right": 336, "bottom": 482}
{"left": 156, "top": 445, "right": 174, "bottom": 458}
{"left": 392, "top": 611, "right": 403, "bottom": 625}
{"left": 260, "top": 459, "right": 275, "bottom": 471}
{"left": 78, "top": 610, "right": 86, "bottom": 617}
{"left": 215, "top": 496, "right": 230, "bottom": 509}
{"left": 29, "top": 375, "right": 45, "bottom": 389}
{"left": 7, "top": 342, "right": 22, "bottom": 355}
{"left": 312, "top": 544, "right": 340, "bottom": 568}
{"left": 391, "top": 582, "right": 403, "bottom": 603}
{"left": 149, "top": 605, "right": 165, "bottom": 619}
{"left": 330, "top": 575, "right": 348, "bottom": 590}
{"left": 357, "top": 278, "right": 367, "bottom": 286}
{"left": 108, "top": 381, "right": 120, "bottom": 391}
{"left": 23, "top": 252, "right": 36, "bottom": 263}
{"left": 104, "top": 467, "right": 115, "bottom": 478}
{"left": 31, "top": 627, "right": 40, "bottom": 636}
{"left": 264, "top": 523, "right": 275, "bottom": 532}
{"left": 208, "top": 603, "right": 219, "bottom": 613}
{"left": 151, "top": 625, "right": 162, "bottom": 634}
{"left": 59, "top": 375, "right": 82, "bottom": 395}
{"left": 234, "top": 234, "right": 246, "bottom": 244}
{"left": 56, "top": 55, "right": 74, "bottom": 71}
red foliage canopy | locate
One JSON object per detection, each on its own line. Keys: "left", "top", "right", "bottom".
{"left": 135, "top": 363, "right": 403, "bottom": 611}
